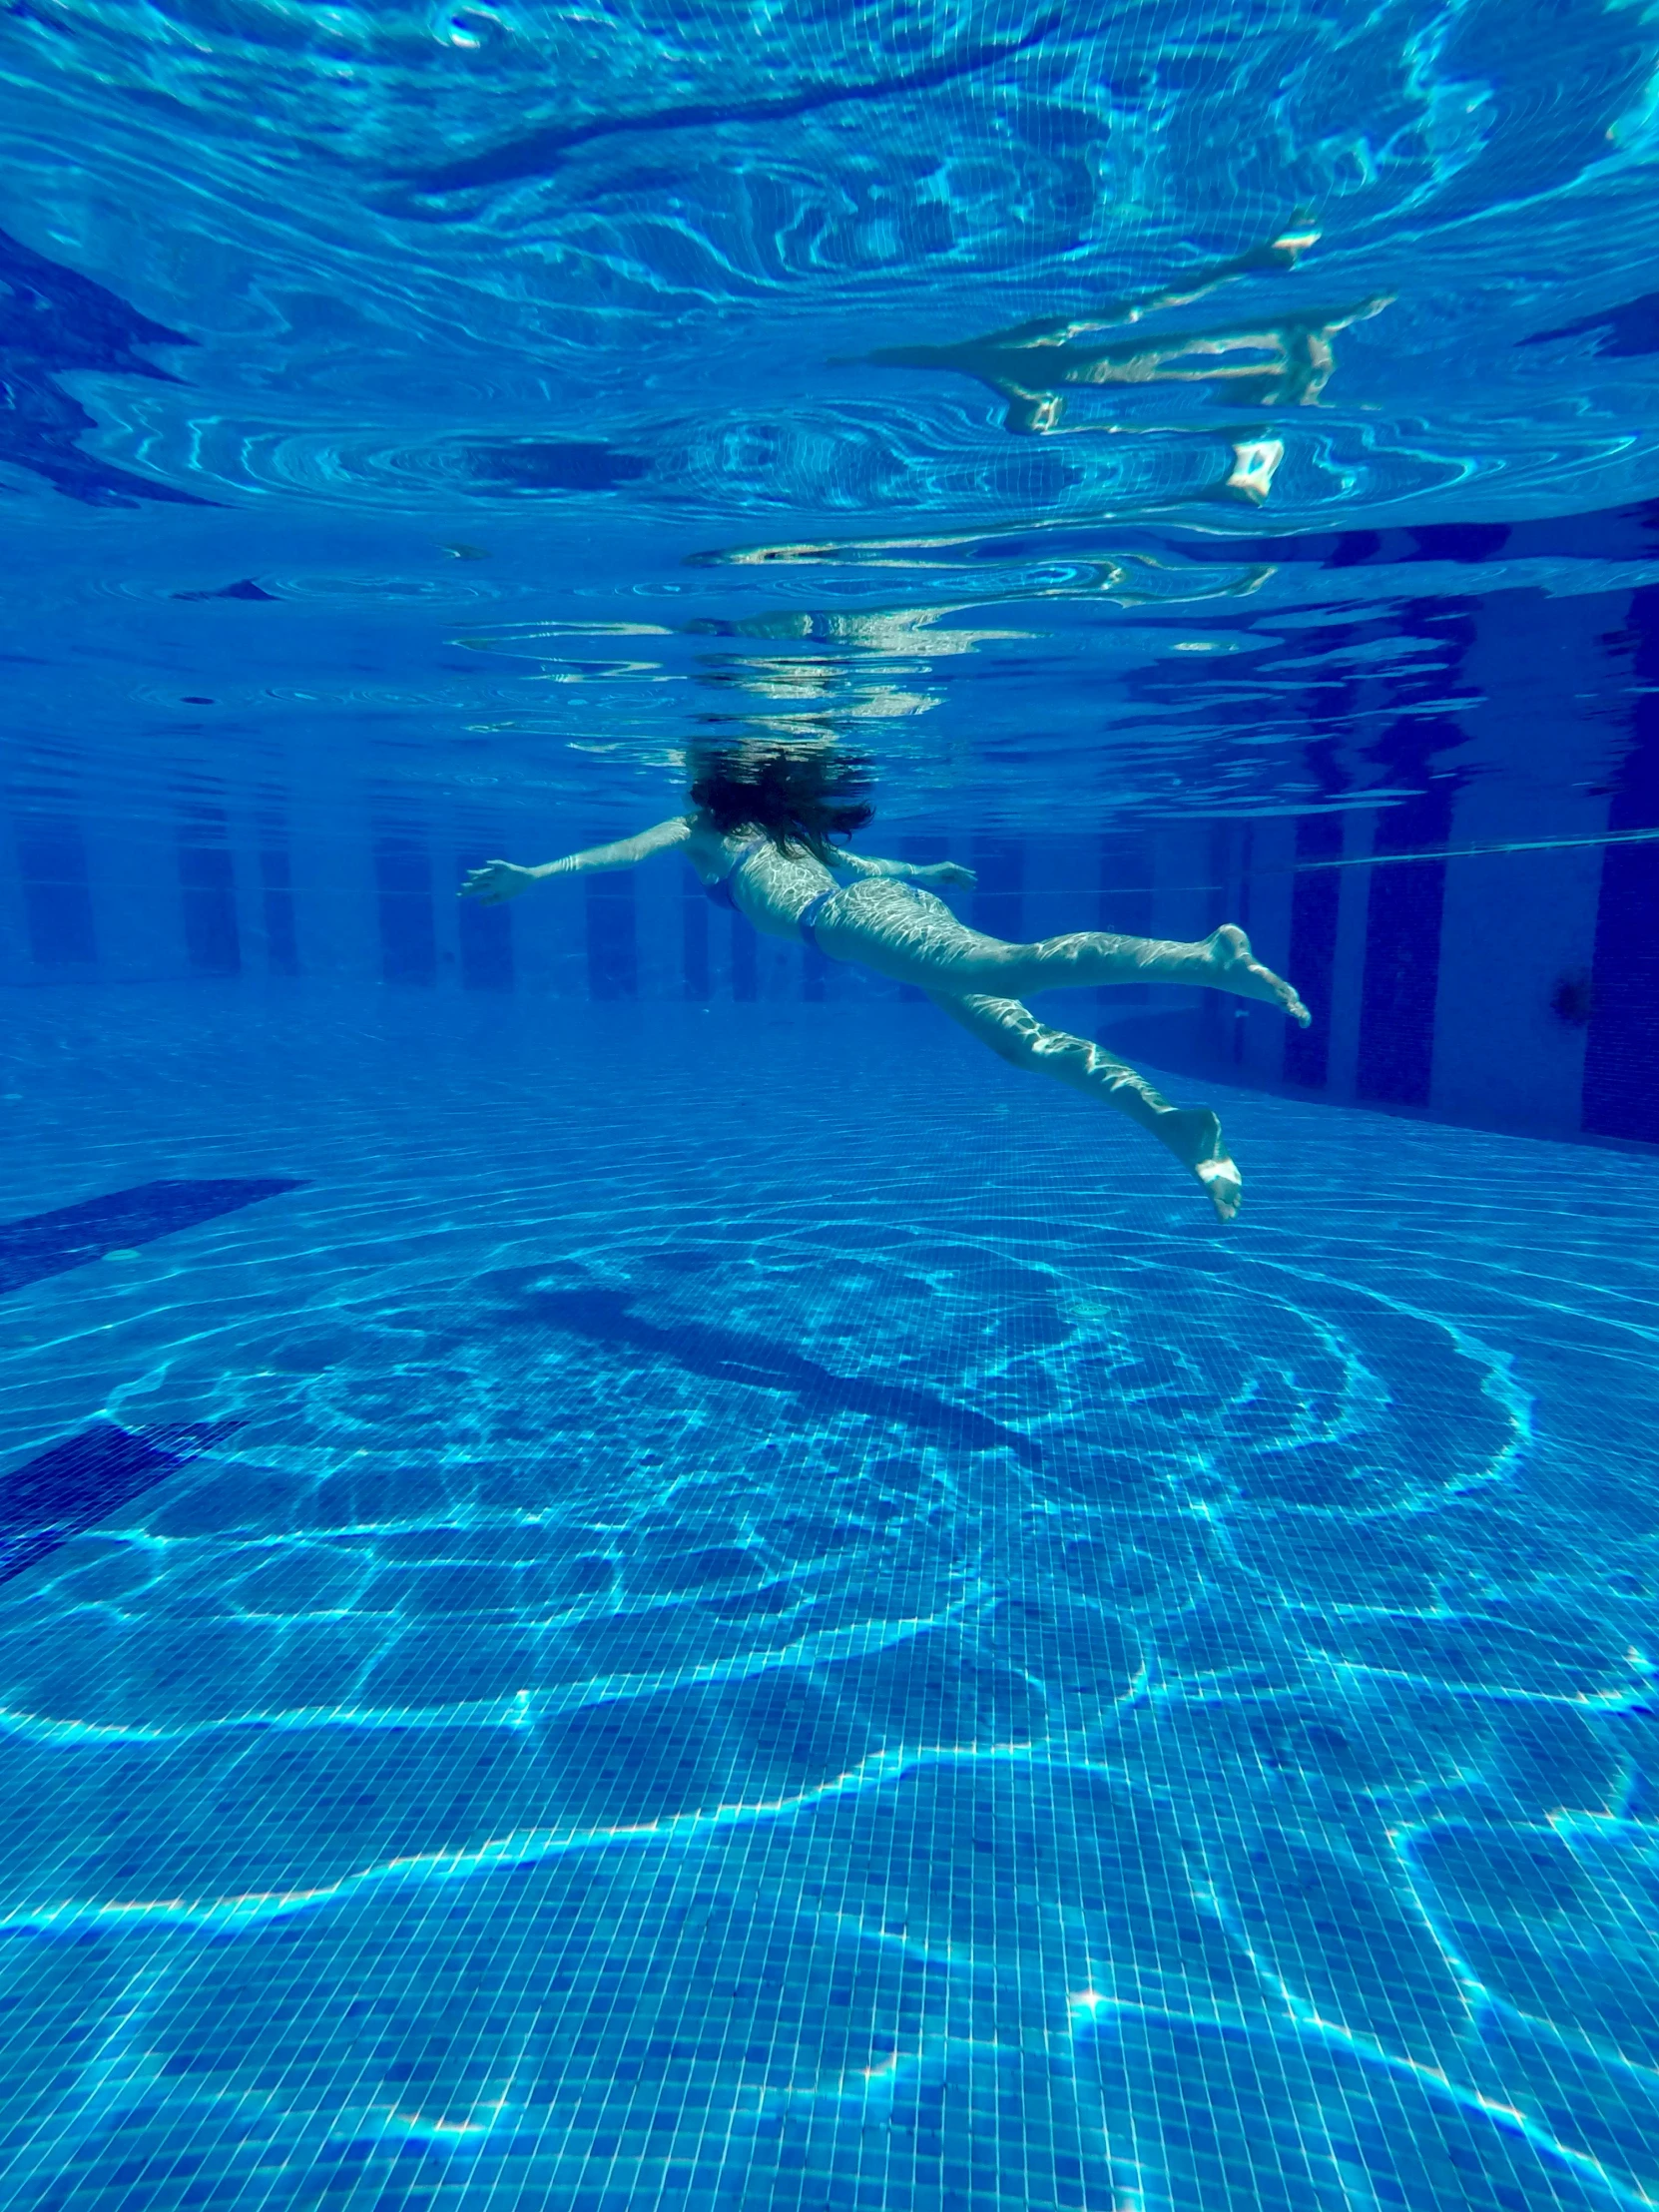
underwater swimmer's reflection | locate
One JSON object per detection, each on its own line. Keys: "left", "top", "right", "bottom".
{"left": 857, "top": 228, "right": 1390, "bottom": 504}
{"left": 461, "top": 748, "right": 1309, "bottom": 1222}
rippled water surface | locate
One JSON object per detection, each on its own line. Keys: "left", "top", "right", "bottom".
{"left": 6, "top": 0, "right": 1659, "bottom": 828}
{"left": 5, "top": 5, "right": 1659, "bottom": 2210}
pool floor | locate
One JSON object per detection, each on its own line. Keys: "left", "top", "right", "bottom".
{"left": 0, "top": 986, "right": 1655, "bottom": 2212}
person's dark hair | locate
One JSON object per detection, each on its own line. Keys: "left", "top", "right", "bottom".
{"left": 688, "top": 744, "right": 873, "bottom": 860}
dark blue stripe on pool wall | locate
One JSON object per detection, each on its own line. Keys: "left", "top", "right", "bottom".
{"left": 0, "top": 1178, "right": 303, "bottom": 1297}
{"left": 179, "top": 814, "right": 242, "bottom": 976}
{"left": 1354, "top": 606, "right": 1470, "bottom": 1105}
{"left": 730, "top": 907, "right": 758, "bottom": 1001}
{"left": 1283, "top": 630, "right": 1360, "bottom": 1090}
{"left": 457, "top": 853, "right": 513, "bottom": 991}
{"left": 375, "top": 840, "right": 437, "bottom": 985}
{"left": 970, "top": 836, "right": 1023, "bottom": 945}
{"left": 586, "top": 869, "right": 638, "bottom": 999}
{"left": 682, "top": 878, "right": 710, "bottom": 1001}
{"left": 1095, "top": 833, "right": 1154, "bottom": 1026}
{"left": 1355, "top": 783, "right": 1453, "bottom": 1105}
{"left": 259, "top": 843, "right": 299, "bottom": 975}
{"left": 1583, "top": 583, "right": 1659, "bottom": 1141}
{"left": 15, "top": 816, "right": 96, "bottom": 967}
{"left": 1283, "top": 812, "right": 1342, "bottom": 1088}
{"left": 1098, "top": 834, "right": 1153, "bottom": 940}
{"left": 0, "top": 1419, "right": 239, "bottom": 1583}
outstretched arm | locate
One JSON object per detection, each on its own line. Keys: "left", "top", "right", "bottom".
{"left": 460, "top": 817, "right": 691, "bottom": 904}
{"left": 834, "top": 850, "right": 976, "bottom": 889}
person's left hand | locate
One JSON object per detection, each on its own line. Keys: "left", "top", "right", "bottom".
{"left": 928, "top": 861, "right": 977, "bottom": 889}
{"left": 460, "top": 858, "right": 539, "bottom": 904}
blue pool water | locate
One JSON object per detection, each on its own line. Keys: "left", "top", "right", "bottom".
{"left": 5, "top": 5, "right": 1659, "bottom": 2209}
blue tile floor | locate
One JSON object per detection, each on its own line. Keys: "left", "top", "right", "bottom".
{"left": 0, "top": 985, "right": 1655, "bottom": 2212}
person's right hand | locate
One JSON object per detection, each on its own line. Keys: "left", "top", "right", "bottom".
{"left": 928, "top": 861, "right": 977, "bottom": 889}
{"left": 460, "top": 859, "right": 539, "bottom": 904}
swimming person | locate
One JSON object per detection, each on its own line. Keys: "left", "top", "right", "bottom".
{"left": 459, "top": 747, "right": 1310, "bottom": 1221}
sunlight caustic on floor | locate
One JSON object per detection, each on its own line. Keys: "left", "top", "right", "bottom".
{"left": 0, "top": 990, "right": 1654, "bottom": 2212}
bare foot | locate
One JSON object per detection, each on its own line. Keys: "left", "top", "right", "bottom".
{"left": 1164, "top": 1107, "right": 1243, "bottom": 1222}
{"left": 1196, "top": 1156, "right": 1243, "bottom": 1222}
{"left": 1206, "top": 924, "right": 1311, "bottom": 1026}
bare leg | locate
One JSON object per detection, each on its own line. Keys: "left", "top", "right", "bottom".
{"left": 816, "top": 879, "right": 1309, "bottom": 1025}
{"left": 931, "top": 990, "right": 1244, "bottom": 1222}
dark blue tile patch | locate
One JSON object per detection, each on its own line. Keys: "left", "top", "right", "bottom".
{"left": 1584, "top": 582, "right": 1659, "bottom": 1140}
{"left": 15, "top": 816, "right": 97, "bottom": 967}
{"left": 1098, "top": 834, "right": 1154, "bottom": 940}
{"left": 1209, "top": 821, "right": 1238, "bottom": 934}
{"left": 585, "top": 870, "right": 638, "bottom": 1000}
{"left": 456, "top": 855, "right": 513, "bottom": 991}
{"left": 1355, "top": 788, "right": 1451, "bottom": 1106}
{"left": 1283, "top": 810, "right": 1343, "bottom": 1088}
{"left": 1583, "top": 870, "right": 1659, "bottom": 1140}
{"left": 969, "top": 835, "right": 1023, "bottom": 945}
{"left": 20, "top": 873, "right": 98, "bottom": 970}
{"left": 0, "top": 1419, "right": 240, "bottom": 1582}
{"left": 15, "top": 818, "right": 88, "bottom": 886}
{"left": 0, "top": 1177, "right": 303, "bottom": 1297}
{"left": 730, "top": 905, "right": 758, "bottom": 1001}
{"left": 178, "top": 825, "right": 241, "bottom": 977}
{"left": 258, "top": 846, "right": 299, "bottom": 976}
{"left": 681, "top": 877, "right": 710, "bottom": 1001}
{"left": 1095, "top": 832, "right": 1155, "bottom": 1026}
{"left": 1354, "top": 605, "right": 1470, "bottom": 1105}
{"left": 374, "top": 841, "right": 436, "bottom": 986}
{"left": 1278, "top": 624, "right": 1365, "bottom": 1088}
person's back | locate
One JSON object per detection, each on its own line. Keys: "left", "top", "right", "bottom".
{"left": 683, "top": 816, "right": 838, "bottom": 935}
